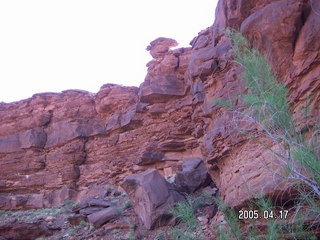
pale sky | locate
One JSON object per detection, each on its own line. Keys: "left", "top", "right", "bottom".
{"left": 0, "top": 0, "right": 218, "bottom": 103}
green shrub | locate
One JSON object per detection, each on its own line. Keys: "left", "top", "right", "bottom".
{"left": 170, "top": 195, "right": 198, "bottom": 228}
{"left": 79, "top": 220, "right": 89, "bottom": 227}
{"left": 213, "top": 28, "right": 320, "bottom": 239}
{"left": 169, "top": 195, "right": 210, "bottom": 240}
{"left": 214, "top": 196, "right": 246, "bottom": 240}
{"left": 61, "top": 199, "right": 79, "bottom": 209}
{"left": 114, "top": 207, "right": 123, "bottom": 215}
{"left": 225, "top": 29, "right": 320, "bottom": 194}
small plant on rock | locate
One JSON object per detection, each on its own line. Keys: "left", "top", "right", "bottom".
{"left": 124, "top": 200, "right": 133, "bottom": 209}
{"left": 79, "top": 220, "right": 90, "bottom": 228}
{"left": 114, "top": 207, "right": 123, "bottom": 216}
{"left": 61, "top": 199, "right": 79, "bottom": 209}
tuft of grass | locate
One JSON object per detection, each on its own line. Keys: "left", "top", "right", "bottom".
{"left": 124, "top": 200, "right": 132, "bottom": 209}
{"left": 169, "top": 194, "right": 213, "bottom": 240}
{"left": 170, "top": 195, "right": 198, "bottom": 228}
{"left": 114, "top": 207, "right": 123, "bottom": 216}
{"left": 107, "top": 187, "right": 114, "bottom": 191}
{"left": 214, "top": 197, "right": 242, "bottom": 240}
{"left": 0, "top": 206, "right": 65, "bottom": 225}
{"left": 79, "top": 220, "right": 90, "bottom": 227}
{"left": 61, "top": 199, "right": 79, "bottom": 209}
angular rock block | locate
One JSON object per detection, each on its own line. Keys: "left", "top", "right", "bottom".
{"left": 74, "top": 198, "right": 110, "bottom": 212}
{"left": 121, "top": 169, "right": 184, "bottom": 229}
{"left": 79, "top": 207, "right": 105, "bottom": 216}
{"left": 87, "top": 208, "right": 118, "bottom": 228}
{"left": 139, "top": 75, "right": 186, "bottom": 103}
{"left": 137, "top": 151, "right": 164, "bottom": 166}
{"left": 175, "top": 158, "right": 211, "bottom": 193}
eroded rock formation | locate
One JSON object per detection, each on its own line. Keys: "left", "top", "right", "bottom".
{"left": 1, "top": 0, "right": 319, "bottom": 232}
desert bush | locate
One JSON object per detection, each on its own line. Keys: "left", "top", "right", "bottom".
{"left": 225, "top": 29, "right": 320, "bottom": 195}
{"left": 169, "top": 194, "right": 214, "bottom": 240}
{"left": 213, "top": 29, "right": 320, "bottom": 239}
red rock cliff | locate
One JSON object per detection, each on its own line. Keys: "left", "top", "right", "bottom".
{"left": 0, "top": 0, "right": 319, "bottom": 211}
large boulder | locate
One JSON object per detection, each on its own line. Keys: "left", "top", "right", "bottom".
{"left": 121, "top": 169, "right": 184, "bottom": 229}
{"left": 146, "top": 37, "right": 178, "bottom": 59}
{"left": 174, "top": 158, "right": 212, "bottom": 193}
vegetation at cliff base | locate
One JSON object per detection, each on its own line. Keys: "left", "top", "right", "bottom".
{"left": 169, "top": 194, "right": 215, "bottom": 240}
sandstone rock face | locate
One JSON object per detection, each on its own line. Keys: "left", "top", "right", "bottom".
{"left": 121, "top": 169, "right": 184, "bottom": 229}
{"left": 139, "top": 38, "right": 189, "bottom": 103}
{"left": 198, "top": 0, "right": 320, "bottom": 208}
{"left": 0, "top": 0, "right": 319, "bottom": 222}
